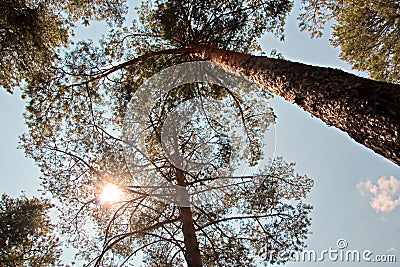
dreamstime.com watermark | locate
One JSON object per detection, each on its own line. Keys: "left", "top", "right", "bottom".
{"left": 266, "top": 239, "right": 397, "bottom": 263}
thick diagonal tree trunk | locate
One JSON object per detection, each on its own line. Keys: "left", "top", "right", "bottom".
{"left": 106, "top": 44, "right": 399, "bottom": 164}
{"left": 185, "top": 44, "right": 400, "bottom": 166}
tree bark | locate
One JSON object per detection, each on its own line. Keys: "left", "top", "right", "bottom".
{"left": 175, "top": 168, "right": 202, "bottom": 267}
{"left": 186, "top": 44, "right": 400, "bottom": 166}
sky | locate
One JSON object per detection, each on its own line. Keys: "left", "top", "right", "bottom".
{"left": 1, "top": 0, "right": 399, "bottom": 266}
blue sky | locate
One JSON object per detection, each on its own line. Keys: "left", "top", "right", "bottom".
{"left": 259, "top": 3, "right": 400, "bottom": 266}
{"left": 1, "top": 0, "right": 399, "bottom": 266}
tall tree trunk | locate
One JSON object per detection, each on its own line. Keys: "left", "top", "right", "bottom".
{"left": 186, "top": 44, "right": 400, "bottom": 166}
{"left": 175, "top": 168, "right": 202, "bottom": 267}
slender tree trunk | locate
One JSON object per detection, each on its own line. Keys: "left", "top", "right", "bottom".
{"left": 175, "top": 168, "right": 202, "bottom": 267}
{"left": 186, "top": 44, "right": 400, "bottom": 166}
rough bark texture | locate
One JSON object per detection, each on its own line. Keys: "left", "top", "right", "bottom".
{"left": 175, "top": 168, "right": 202, "bottom": 267}
{"left": 186, "top": 44, "right": 400, "bottom": 166}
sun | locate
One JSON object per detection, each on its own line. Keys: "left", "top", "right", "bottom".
{"left": 99, "top": 184, "right": 123, "bottom": 204}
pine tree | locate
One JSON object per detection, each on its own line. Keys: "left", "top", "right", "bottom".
{"left": 22, "top": 1, "right": 314, "bottom": 265}
{"left": 0, "top": 194, "right": 62, "bottom": 267}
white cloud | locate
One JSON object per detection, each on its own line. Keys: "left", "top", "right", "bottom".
{"left": 387, "top": 247, "right": 396, "bottom": 253}
{"left": 356, "top": 176, "right": 400, "bottom": 212}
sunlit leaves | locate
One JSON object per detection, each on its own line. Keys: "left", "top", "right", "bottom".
{"left": 332, "top": 0, "right": 400, "bottom": 83}
{"left": 299, "top": 0, "right": 400, "bottom": 83}
{"left": 19, "top": 0, "right": 315, "bottom": 265}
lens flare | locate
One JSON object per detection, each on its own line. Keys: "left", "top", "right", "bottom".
{"left": 99, "top": 184, "right": 123, "bottom": 204}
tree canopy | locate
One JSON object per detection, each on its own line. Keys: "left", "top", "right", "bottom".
{"left": 22, "top": 53, "right": 314, "bottom": 266}
{"left": 6, "top": 0, "right": 400, "bottom": 265}
{"left": 0, "top": 194, "right": 62, "bottom": 267}
{"left": 0, "top": 0, "right": 128, "bottom": 92}
{"left": 299, "top": 0, "right": 400, "bottom": 83}
{"left": 18, "top": 0, "right": 315, "bottom": 266}
{"left": 141, "top": 0, "right": 293, "bottom": 51}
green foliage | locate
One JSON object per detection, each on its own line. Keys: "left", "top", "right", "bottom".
{"left": 139, "top": 0, "right": 294, "bottom": 52}
{"left": 0, "top": 0, "right": 68, "bottom": 92}
{"left": 299, "top": 0, "right": 400, "bottom": 83}
{"left": 0, "top": 0, "right": 127, "bottom": 92}
{"left": 332, "top": 0, "right": 400, "bottom": 83}
{"left": 297, "top": 0, "right": 335, "bottom": 38}
{"left": 19, "top": 0, "right": 314, "bottom": 265}
{"left": 22, "top": 54, "right": 313, "bottom": 265}
{"left": 0, "top": 194, "right": 62, "bottom": 267}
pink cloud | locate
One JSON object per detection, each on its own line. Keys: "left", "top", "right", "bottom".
{"left": 356, "top": 176, "right": 400, "bottom": 212}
